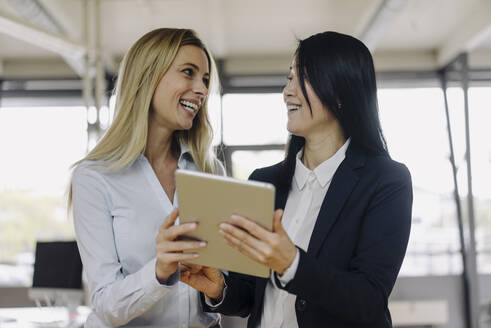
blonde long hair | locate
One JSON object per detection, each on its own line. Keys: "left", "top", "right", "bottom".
{"left": 68, "top": 28, "right": 220, "bottom": 207}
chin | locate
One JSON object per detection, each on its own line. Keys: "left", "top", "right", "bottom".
{"left": 178, "top": 119, "right": 194, "bottom": 131}
{"left": 287, "top": 123, "right": 302, "bottom": 136}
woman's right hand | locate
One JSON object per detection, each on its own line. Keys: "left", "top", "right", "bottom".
{"left": 155, "top": 208, "right": 207, "bottom": 283}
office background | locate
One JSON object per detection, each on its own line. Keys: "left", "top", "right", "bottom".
{"left": 0, "top": 0, "right": 490, "bottom": 327}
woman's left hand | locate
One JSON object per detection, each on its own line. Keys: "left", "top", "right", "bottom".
{"left": 219, "top": 209, "right": 297, "bottom": 275}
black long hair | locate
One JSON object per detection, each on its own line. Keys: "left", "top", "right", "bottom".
{"left": 277, "top": 31, "right": 388, "bottom": 193}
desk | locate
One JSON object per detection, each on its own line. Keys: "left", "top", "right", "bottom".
{"left": 0, "top": 306, "right": 90, "bottom": 328}
{"left": 0, "top": 302, "right": 448, "bottom": 328}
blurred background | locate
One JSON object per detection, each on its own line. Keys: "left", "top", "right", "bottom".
{"left": 0, "top": 0, "right": 490, "bottom": 327}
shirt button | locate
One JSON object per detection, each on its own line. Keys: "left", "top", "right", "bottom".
{"left": 296, "top": 298, "right": 307, "bottom": 312}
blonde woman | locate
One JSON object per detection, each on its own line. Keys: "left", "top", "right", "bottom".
{"left": 70, "top": 28, "right": 222, "bottom": 327}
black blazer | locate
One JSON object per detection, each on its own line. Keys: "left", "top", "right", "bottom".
{"left": 203, "top": 143, "right": 413, "bottom": 327}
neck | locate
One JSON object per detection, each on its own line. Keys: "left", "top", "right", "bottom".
{"left": 302, "top": 124, "right": 346, "bottom": 170}
{"left": 145, "top": 118, "right": 176, "bottom": 167}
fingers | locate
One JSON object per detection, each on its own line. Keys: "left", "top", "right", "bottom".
{"left": 157, "top": 240, "right": 206, "bottom": 253}
{"left": 188, "top": 264, "right": 203, "bottom": 274}
{"left": 159, "top": 222, "right": 198, "bottom": 242}
{"left": 221, "top": 228, "right": 268, "bottom": 264}
{"left": 202, "top": 266, "right": 222, "bottom": 278}
{"left": 180, "top": 270, "right": 191, "bottom": 283}
{"left": 157, "top": 252, "right": 199, "bottom": 264}
{"left": 272, "top": 209, "right": 284, "bottom": 233}
{"left": 229, "top": 214, "right": 272, "bottom": 241}
{"left": 181, "top": 263, "right": 203, "bottom": 274}
{"left": 161, "top": 208, "right": 179, "bottom": 230}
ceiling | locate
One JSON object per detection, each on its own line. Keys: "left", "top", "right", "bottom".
{"left": 0, "top": 0, "right": 491, "bottom": 78}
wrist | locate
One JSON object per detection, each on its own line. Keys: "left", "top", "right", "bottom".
{"left": 208, "top": 290, "right": 223, "bottom": 302}
{"left": 278, "top": 246, "right": 297, "bottom": 276}
{"left": 155, "top": 263, "right": 173, "bottom": 284}
{"left": 207, "top": 280, "right": 225, "bottom": 300}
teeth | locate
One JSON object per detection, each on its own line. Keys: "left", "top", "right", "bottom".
{"left": 180, "top": 100, "right": 199, "bottom": 113}
{"left": 287, "top": 105, "right": 300, "bottom": 111}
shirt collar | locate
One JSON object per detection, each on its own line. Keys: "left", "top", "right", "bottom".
{"left": 294, "top": 138, "right": 351, "bottom": 189}
{"left": 179, "top": 143, "right": 192, "bottom": 160}
{"left": 138, "top": 143, "right": 193, "bottom": 164}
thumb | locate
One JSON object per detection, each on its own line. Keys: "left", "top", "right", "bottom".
{"left": 163, "top": 208, "right": 179, "bottom": 229}
{"left": 272, "top": 209, "right": 284, "bottom": 233}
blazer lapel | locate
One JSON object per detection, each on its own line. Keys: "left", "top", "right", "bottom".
{"left": 275, "top": 187, "right": 288, "bottom": 210}
{"left": 307, "top": 144, "right": 366, "bottom": 256}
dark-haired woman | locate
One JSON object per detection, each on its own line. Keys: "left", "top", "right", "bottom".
{"left": 181, "top": 31, "right": 413, "bottom": 328}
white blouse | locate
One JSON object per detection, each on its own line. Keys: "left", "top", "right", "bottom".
{"left": 259, "top": 139, "right": 350, "bottom": 328}
{"left": 72, "top": 148, "right": 220, "bottom": 328}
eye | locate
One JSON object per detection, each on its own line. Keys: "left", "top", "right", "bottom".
{"left": 182, "top": 68, "right": 193, "bottom": 76}
{"left": 202, "top": 77, "right": 210, "bottom": 88}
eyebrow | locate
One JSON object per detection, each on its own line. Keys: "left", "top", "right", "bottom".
{"left": 179, "top": 63, "right": 210, "bottom": 76}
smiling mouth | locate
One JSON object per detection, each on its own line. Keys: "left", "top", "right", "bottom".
{"left": 180, "top": 100, "right": 199, "bottom": 114}
{"left": 287, "top": 104, "right": 301, "bottom": 112}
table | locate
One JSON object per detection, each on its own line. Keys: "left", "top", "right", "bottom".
{"left": 0, "top": 306, "right": 90, "bottom": 328}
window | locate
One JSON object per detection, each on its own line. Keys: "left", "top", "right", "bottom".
{"left": 378, "top": 88, "right": 461, "bottom": 276}
{"left": 222, "top": 93, "right": 288, "bottom": 146}
{"left": 0, "top": 106, "right": 87, "bottom": 286}
{"left": 231, "top": 150, "right": 285, "bottom": 180}
{"left": 468, "top": 87, "right": 491, "bottom": 273}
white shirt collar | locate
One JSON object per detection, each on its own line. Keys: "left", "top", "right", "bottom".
{"left": 138, "top": 142, "right": 192, "bottom": 164}
{"left": 294, "top": 138, "right": 351, "bottom": 189}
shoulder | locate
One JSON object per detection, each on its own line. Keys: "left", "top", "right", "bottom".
{"left": 363, "top": 154, "right": 411, "bottom": 186}
{"left": 248, "top": 161, "right": 283, "bottom": 183}
{"left": 72, "top": 160, "right": 108, "bottom": 180}
{"left": 70, "top": 162, "right": 108, "bottom": 197}
{"left": 71, "top": 159, "right": 128, "bottom": 191}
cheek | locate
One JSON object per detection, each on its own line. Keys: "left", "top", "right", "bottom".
{"left": 152, "top": 83, "right": 173, "bottom": 109}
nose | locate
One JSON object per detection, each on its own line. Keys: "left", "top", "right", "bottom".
{"left": 283, "top": 79, "right": 295, "bottom": 101}
{"left": 193, "top": 78, "right": 208, "bottom": 98}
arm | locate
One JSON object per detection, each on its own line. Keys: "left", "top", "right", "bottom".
{"left": 72, "top": 166, "right": 204, "bottom": 326}
{"left": 280, "top": 165, "right": 413, "bottom": 323}
{"left": 72, "top": 166, "right": 166, "bottom": 326}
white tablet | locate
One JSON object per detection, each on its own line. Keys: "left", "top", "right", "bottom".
{"left": 175, "top": 169, "right": 275, "bottom": 278}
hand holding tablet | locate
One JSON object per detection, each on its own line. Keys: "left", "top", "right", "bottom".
{"left": 176, "top": 169, "right": 275, "bottom": 278}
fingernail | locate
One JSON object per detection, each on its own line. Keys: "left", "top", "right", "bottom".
{"left": 190, "top": 223, "right": 197, "bottom": 229}
{"left": 199, "top": 242, "right": 207, "bottom": 247}
{"left": 193, "top": 253, "right": 199, "bottom": 258}
{"left": 219, "top": 229, "right": 225, "bottom": 235}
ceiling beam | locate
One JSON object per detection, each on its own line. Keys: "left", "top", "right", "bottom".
{"left": 0, "top": 11, "right": 86, "bottom": 60}
{"left": 1, "top": 0, "right": 87, "bottom": 76}
{"left": 358, "top": 0, "right": 408, "bottom": 52}
{"left": 437, "top": 0, "right": 491, "bottom": 67}
{"left": 373, "top": 50, "right": 437, "bottom": 71}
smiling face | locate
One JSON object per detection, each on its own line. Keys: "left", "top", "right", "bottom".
{"left": 283, "top": 57, "right": 337, "bottom": 139}
{"left": 150, "top": 45, "right": 210, "bottom": 132}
